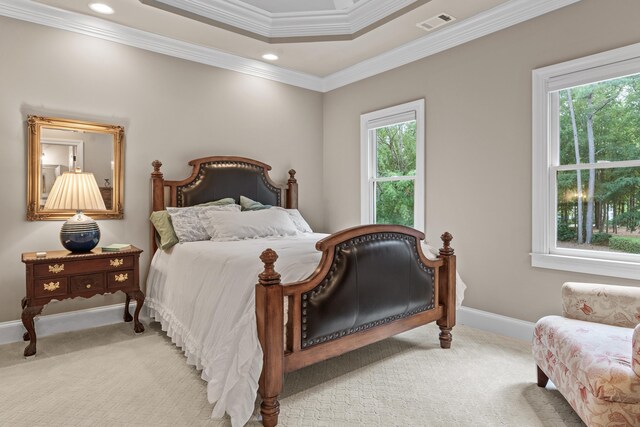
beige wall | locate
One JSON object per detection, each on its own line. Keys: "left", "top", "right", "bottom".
{"left": 323, "top": 0, "right": 640, "bottom": 323}
{"left": 0, "top": 17, "right": 324, "bottom": 323}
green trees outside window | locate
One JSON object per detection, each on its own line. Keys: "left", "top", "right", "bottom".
{"left": 374, "top": 121, "right": 416, "bottom": 226}
{"left": 557, "top": 73, "right": 640, "bottom": 253}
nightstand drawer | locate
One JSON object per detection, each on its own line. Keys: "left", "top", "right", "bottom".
{"left": 70, "top": 273, "right": 105, "bottom": 293}
{"left": 107, "top": 270, "right": 134, "bottom": 290}
{"left": 34, "top": 278, "right": 68, "bottom": 298}
{"left": 34, "top": 261, "right": 78, "bottom": 278}
{"left": 33, "top": 256, "right": 134, "bottom": 278}
{"left": 100, "top": 256, "right": 134, "bottom": 270}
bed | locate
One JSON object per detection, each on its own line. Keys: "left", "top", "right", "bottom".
{"left": 147, "top": 156, "right": 460, "bottom": 427}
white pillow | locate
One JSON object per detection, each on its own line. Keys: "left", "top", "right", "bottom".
{"left": 199, "top": 208, "right": 299, "bottom": 241}
{"left": 167, "top": 204, "right": 241, "bottom": 242}
{"left": 273, "top": 207, "right": 313, "bottom": 233}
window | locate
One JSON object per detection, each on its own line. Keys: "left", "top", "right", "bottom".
{"left": 532, "top": 43, "right": 640, "bottom": 279}
{"left": 360, "top": 99, "right": 424, "bottom": 231}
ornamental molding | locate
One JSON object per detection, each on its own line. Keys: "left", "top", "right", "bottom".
{"left": 142, "top": 0, "right": 424, "bottom": 41}
{"left": 0, "top": 0, "right": 581, "bottom": 92}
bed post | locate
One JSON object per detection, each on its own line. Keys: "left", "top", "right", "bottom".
{"left": 286, "top": 169, "right": 298, "bottom": 209}
{"left": 150, "top": 160, "right": 164, "bottom": 253}
{"left": 437, "top": 232, "right": 456, "bottom": 349}
{"left": 256, "top": 249, "right": 284, "bottom": 427}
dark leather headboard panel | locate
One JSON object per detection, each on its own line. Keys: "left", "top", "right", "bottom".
{"left": 175, "top": 159, "right": 282, "bottom": 207}
{"left": 301, "top": 233, "right": 435, "bottom": 348}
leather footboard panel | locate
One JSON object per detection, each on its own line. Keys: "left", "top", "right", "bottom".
{"left": 301, "top": 233, "right": 435, "bottom": 349}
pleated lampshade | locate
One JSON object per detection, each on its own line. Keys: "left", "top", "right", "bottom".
{"left": 44, "top": 172, "right": 106, "bottom": 211}
{"left": 44, "top": 172, "right": 106, "bottom": 252}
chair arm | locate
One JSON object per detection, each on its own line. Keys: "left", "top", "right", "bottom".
{"left": 634, "top": 324, "right": 640, "bottom": 378}
{"left": 562, "top": 282, "right": 640, "bottom": 328}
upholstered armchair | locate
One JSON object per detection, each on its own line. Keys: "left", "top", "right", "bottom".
{"left": 532, "top": 282, "right": 640, "bottom": 426}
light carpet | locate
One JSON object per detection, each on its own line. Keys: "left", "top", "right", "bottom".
{"left": 0, "top": 321, "right": 584, "bottom": 426}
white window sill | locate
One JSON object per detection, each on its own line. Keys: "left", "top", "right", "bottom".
{"left": 531, "top": 253, "right": 640, "bottom": 280}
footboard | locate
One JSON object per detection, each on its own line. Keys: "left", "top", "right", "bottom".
{"left": 255, "top": 225, "right": 456, "bottom": 427}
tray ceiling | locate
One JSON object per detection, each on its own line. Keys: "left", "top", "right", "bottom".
{"left": 140, "top": 0, "right": 430, "bottom": 42}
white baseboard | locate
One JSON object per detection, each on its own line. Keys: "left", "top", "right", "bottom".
{"left": 458, "top": 306, "right": 535, "bottom": 342}
{"left": 0, "top": 303, "right": 147, "bottom": 345}
{"left": 0, "top": 303, "right": 533, "bottom": 346}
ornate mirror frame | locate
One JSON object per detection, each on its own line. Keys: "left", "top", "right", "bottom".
{"left": 27, "top": 115, "right": 124, "bottom": 220}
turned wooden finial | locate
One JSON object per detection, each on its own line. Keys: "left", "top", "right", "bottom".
{"left": 288, "top": 169, "right": 297, "bottom": 184}
{"left": 152, "top": 160, "right": 163, "bottom": 177}
{"left": 259, "top": 249, "right": 281, "bottom": 286}
{"left": 439, "top": 232, "right": 454, "bottom": 256}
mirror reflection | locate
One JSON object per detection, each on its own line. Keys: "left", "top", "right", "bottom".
{"left": 40, "top": 129, "right": 114, "bottom": 209}
{"left": 27, "top": 116, "right": 124, "bottom": 220}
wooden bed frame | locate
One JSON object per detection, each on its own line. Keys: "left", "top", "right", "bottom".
{"left": 150, "top": 156, "right": 456, "bottom": 427}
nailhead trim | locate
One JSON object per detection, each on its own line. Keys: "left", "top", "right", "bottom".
{"left": 301, "top": 232, "right": 436, "bottom": 349}
{"left": 176, "top": 161, "right": 281, "bottom": 207}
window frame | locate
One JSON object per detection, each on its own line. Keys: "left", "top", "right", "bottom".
{"left": 360, "top": 99, "right": 425, "bottom": 231}
{"left": 532, "top": 42, "right": 640, "bottom": 280}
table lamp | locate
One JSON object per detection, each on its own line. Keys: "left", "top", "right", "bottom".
{"left": 44, "top": 171, "right": 106, "bottom": 252}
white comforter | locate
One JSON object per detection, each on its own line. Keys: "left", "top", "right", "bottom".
{"left": 146, "top": 233, "right": 466, "bottom": 427}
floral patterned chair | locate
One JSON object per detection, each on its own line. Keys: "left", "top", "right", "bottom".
{"left": 533, "top": 282, "right": 640, "bottom": 426}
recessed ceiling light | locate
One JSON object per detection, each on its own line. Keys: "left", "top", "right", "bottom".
{"left": 89, "top": 3, "right": 115, "bottom": 15}
{"left": 262, "top": 53, "right": 279, "bottom": 61}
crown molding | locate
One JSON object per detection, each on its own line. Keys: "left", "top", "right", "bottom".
{"left": 149, "top": 0, "right": 420, "bottom": 39}
{"left": 322, "top": 0, "right": 582, "bottom": 91}
{"left": 0, "top": 0, "right": 581, "bottom": 93}
{"left": 0, "top": 0, "right": 323, "bottom": 91}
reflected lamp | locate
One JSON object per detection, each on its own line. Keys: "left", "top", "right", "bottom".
{"left": 44, "top": 171, "right": 106, "bottom": 252}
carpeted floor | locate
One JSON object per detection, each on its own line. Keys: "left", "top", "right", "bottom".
{"left": 0, "top": 321, "right": 584, "bottom": 426}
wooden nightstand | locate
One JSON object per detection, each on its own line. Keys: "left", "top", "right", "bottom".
{"left": 21, "top": 246, "right": 144, "bottom": 357}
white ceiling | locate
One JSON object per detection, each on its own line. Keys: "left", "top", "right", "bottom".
{"left": 222, "top": 0, "right": 364, "bottom": 13}
{"left": 1, "top": 0, "right": 582, "bottom": 91}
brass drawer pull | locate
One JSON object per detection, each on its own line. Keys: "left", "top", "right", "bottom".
{"left": 43, "top": 281, "right": 60, "bottom": 292}
{"left": 48, "top": 264, "right": 64, "bottom": 274}
{"left": 110, "top": 259, "right": 124, "bottom": 267}
{"left": 114, "top": 273, "right": 128, "bottom": 283}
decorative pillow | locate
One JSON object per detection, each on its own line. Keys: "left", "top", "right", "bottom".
{"left": 240, "top": 195, "right": 272, "bottom": 211}
{"left": 200, "top": 197, "right": 236, "bottom": 207}
{"left": 168, "top": 204, "right": 241, "bottom": 242}
{"left": 199, "top": 208, "right": 298, "bottom": 241}
{"left": 273, "top": 207, "right": 313, "bottom": 233}
{"left": 149, "top": 210, "right": 179, "bottom": 250}
{"left": 149, "top": 198, "right": 237, "bottom": 248}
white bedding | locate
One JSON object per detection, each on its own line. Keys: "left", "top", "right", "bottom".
{"left": 146, "top": 233, "right": 466, "bottom": 427}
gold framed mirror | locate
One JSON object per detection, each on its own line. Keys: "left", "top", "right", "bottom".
{"left": 27, "top": 116, "right": 124, "bottom": 220}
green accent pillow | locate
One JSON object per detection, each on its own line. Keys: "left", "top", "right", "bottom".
{"left": 150, "top": 210, "right": 179, "bottom": 250}
{"left": 150, "top": 197, "right": 237, "bottom": 250}
{"left": 240, "top": 195, "right": 272, "bottom": 211}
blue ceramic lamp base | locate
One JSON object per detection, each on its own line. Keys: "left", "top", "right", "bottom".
{"left": 60, "top": 211, "right": 101, "bottom": 252}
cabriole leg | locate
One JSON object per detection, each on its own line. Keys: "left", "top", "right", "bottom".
{"left": 21, "top": 304, "right": 43, "bottom": 357}
{"left": 127, "top": 290, "right": 145, "bottom": 333}
{"left": 123, "top": 292, "right": 133, "bottom": 322}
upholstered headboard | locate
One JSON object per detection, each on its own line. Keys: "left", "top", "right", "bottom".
{"left": 150, "top": 156, "right": 298, "bottom": 251}
{"left": 151, "top": 156, "right": 297, "bottom": 210}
